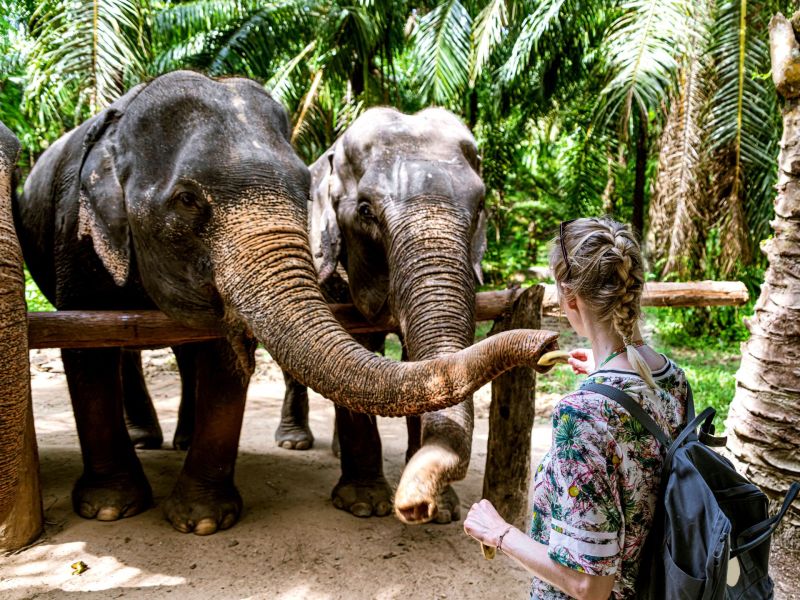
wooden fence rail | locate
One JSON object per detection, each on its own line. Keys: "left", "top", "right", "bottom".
{"left": 28, "top": 280, "right": 748, "bottom": 349}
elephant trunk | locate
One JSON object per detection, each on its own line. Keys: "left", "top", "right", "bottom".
{"left": 386, "top": 197, "right": 477, "bottom": 480}
{"left": 209, "top": 199, "right": 558, "bottom": 417}
{"left": 0, "top": 123, "right": 31, "bottom": 523}
{"left": 387, "top": 197, "right": 476, "bottom": 361}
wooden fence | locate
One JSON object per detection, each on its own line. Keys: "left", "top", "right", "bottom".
{"left": 22, "top": 281, "right": 747, "bottom": 527}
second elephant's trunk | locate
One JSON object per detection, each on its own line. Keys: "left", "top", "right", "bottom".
{"left": 210, "top": 202, "right": 557, "bottom": 417}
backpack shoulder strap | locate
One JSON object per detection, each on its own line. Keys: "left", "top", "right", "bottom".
{"left": 581, "top": 382, "right": 672, "bottom": 448}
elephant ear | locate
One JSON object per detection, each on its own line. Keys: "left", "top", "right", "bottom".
{"left": 76, "top": 85, "right": 143, "bottom": 287}
{"left": 471, "top": 206, "right": 487, "bottom": 286}
{"left": 309, "top": 147, "right": 341, "bottom": 283}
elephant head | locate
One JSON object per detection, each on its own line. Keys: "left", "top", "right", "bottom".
{"left": 67, "top": 72, "right": 557, "bottom": 416}
{"left": 310, "top": 107, "right": 486, "bottom": 356}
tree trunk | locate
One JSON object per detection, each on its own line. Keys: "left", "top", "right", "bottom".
{"left": 483, "top": 285, "right": 543, "bottom": 528}
{"left": 0, "top": 121, "right": 42, "bottom": 550}
{"left": 633, "top": 115, "right": 647, "bottom": 237}
{"left": 726, "top": 12, "right": 800, "bottom": 531}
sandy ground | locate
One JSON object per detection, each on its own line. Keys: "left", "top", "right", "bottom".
{"left": 2, "top": 347, "right": 798, "bottom": 599}
{"left": 1, "top": 348, "right": 554, "bottom": 599}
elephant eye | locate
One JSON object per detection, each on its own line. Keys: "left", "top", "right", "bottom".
{"left": 357, "top": 202, "right": 375, "bottom": 220}
{"left": 174, "top": 191, "right": 201, "bottom": 211}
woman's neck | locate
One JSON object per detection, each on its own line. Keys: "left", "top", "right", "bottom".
{"left": 587, "top": 322, "right": 642, "bottom": 372}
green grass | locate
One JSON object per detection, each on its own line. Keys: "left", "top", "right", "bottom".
{"left": 656, "top": 343, "right": 740, "bottom": 432}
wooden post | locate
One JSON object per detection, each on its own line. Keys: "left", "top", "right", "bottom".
{"left": 482, "top": 285, "right": 543, "bottom": 528}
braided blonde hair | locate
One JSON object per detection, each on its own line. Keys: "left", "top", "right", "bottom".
{"left": 549, "top": 217, "right": 656, "bottom": 388}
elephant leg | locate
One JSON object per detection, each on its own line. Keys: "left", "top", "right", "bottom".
{"left": 172, "top": 344, "right": 198, "bottom": 451}
{"left": 275, "top": 370, "right": 313, "bottom": 450}
{"left": 121, "top": 350, "right": 163, "bottom": 450}
{"left": 332, "top": 408, "right": 392, "bottom": 518}
{"left": 162, "top": 338, "right": 250, "bottom": 535}
{"left": 331, "top": 333, "right": 391, "bottom": 518}
{"left": 405, "top": 416, "right": 421, "bottom": 463}
{"left": 62, "top": 348, "right": 153, "bottom": 521}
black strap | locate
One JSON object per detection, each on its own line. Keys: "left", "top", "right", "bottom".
{"left": 730, "top": 482, "right": 800, "bottom": 558}
{"left": 663, "top": 406, "right": 715, "bottom": 473}
{"left": 581, "top": 382, "right": 672, "bottom": 448}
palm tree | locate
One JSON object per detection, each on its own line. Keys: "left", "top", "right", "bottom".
{"left": 646, "top": 0, "right": 782, "bottom": 278}
{"left": 725, "top": 11, "right": 800, "bottom": 524}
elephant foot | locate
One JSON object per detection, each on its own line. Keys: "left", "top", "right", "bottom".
{"left": 275, "top": 420, "right": 314, "bottom": 451}
{"left": 172, "top": 425, "right": 192, "bottom": 451}
{"left": 72, "top": 469, "right": 153, "bottom": 521}
{"left": 332, "top": 476, "right": 393, "bottom": 518}
{"left": 394, "top": 445, "right": 462, "bottom": 525}
{"left": 127, "top": 424, "right": 163, "bottom": 450}
{"left": 162, "top": 473, "right": 242, "bottom": 535}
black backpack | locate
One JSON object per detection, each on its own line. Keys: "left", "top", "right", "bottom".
{"left": 582, "top": 381, "right": 800, "bottom": 600}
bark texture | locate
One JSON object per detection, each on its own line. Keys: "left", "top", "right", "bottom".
{"left": 0, "top": 121, "right": 42, "bottom": 549}
{"left": 726, "top": 12, "right": 800, "bottom": 528}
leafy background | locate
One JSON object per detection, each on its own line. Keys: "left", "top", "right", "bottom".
{"left": 2, "top": 0, "right": 793, "bottom": 421}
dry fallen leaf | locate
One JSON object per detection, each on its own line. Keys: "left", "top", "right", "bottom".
{"left": 70, "top": 560, "right": 88, "bottom": 576}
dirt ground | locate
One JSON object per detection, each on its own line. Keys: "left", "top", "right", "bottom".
{"left": 2, "top": 347, "right": 799, "bottom": 599}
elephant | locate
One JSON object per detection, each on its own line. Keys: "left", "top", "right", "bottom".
{"left": 276, "top": 107, "right": 492, "bottom": 524}
{"left": 13, "top": 71, "right": 559, "bottom": 535}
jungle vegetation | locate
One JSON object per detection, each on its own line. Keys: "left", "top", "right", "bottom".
{"left": 0, "top": 0, "right": 791, "bottom": 352}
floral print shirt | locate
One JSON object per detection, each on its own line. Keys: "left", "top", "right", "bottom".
{"left": 529, "top": 358, "right": 688, "bottom": 599}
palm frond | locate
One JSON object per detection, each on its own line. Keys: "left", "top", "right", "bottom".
{"left": 470, "top": 0, "right": 507, "bottom": 86}
{"left": 705, "top": 0, "right": 781, "bottom": 271}
{"left": 594, "top": 0, "right": 695, "bottom": 132}
{"left": 410, "top": 0, "right": 472, "bottom": 105}
{"left": 25, "top": 0, "right": 149, "bottom": 117}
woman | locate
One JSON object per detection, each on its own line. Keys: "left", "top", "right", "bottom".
{"left": 464, "top": 217, "right": 689, "bottom": 600}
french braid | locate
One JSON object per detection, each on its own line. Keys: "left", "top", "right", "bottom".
{"left": 549, "top": 217, "right": 656, "bottom": 388}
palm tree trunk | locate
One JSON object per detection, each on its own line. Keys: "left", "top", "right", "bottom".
{"left": 726, "top": 13, "right": 800, "bottom": 528}
{"left": 633, "top": 115, "right": 647, "bottom": 236}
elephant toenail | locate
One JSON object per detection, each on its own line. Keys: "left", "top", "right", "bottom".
{"left": 97, "top": 507, "right": 121, "bottom": 521}
{"left": 295, "top": 440, "right": 310, "bottom": 450}
{"left": 194, "top": 519, "right": 218, "bottom": 535}
{"left": 220, "top": 513, "right": 237, "bottom": 530}
{"left": 351, "top": 503, "right": 373, "bottom": 518}
{"left": 434, "top": 510, "right": 451, "bottom": 524}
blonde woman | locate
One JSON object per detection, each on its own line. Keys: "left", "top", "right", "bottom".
{"left": 464, "top": 217, "right": 689, "bottom": 600}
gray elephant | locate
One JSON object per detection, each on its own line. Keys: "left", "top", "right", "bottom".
{"left": 13, "top": 72, "right": 558, "bottom": 534}
{"left": 278, "top": 107, "right": 490, "bottom": 524}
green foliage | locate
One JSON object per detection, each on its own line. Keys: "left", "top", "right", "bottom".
{"left": 25, "top": 268, "right": 54, "bottom": 312}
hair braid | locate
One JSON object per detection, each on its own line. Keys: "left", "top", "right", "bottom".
{"left": 549, "top": 217, "right": 657, "bottom": 388}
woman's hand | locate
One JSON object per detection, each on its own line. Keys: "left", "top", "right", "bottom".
{"left": 464, "top": 499, "right": 511, "bottom": 547}
{"left": 568, "top": 348, "right": 594, "bottom": 375}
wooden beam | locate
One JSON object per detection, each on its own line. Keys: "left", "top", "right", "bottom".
{"left": 27, "top": 280, "right": 749, "bottom": 349}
